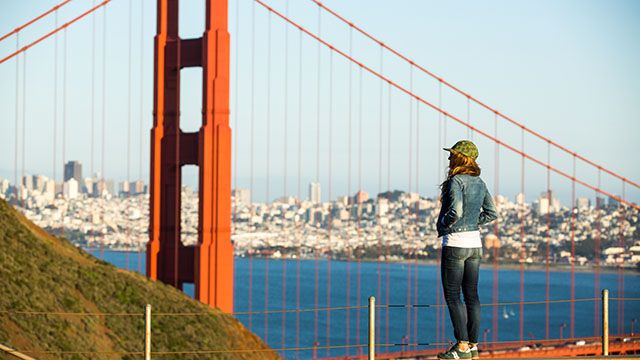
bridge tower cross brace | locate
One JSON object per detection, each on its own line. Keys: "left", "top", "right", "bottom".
{"left": 147, "top": 0, "right": 233, "bottom": 312}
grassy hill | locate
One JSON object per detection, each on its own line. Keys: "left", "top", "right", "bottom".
{"left": 0, "top": 198, "right": 279, "bottom": 360}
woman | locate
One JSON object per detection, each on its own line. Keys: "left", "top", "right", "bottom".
{"left": 436, "top": 140, "right": 498, "bottom": 360}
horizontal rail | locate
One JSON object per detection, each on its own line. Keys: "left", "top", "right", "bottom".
{"left": 11, "top": 336, "right": 640, "bottom": 356}
{"left": 2, "top": 296, "right": 636, "bottom": 317}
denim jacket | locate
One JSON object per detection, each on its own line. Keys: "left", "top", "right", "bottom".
{"left": 436, "top": 174, "right": 498, "bottom": 237}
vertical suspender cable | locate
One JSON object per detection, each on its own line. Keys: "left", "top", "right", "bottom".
{"left": 91, "top": 0, "right": 96, "bottom": 185}
{"left": 376, "top": 45, "right": 383, "bottom": 353}
{"left": 53, "top": 12, "right": 58, "bottom": 196}
{"left": 62, "top": 28, "right": 68, "bottom": 208}
{"left": 248, "top": 0, "right": 255, "bottom": 332}
{"left": 519, "top": 127, "right": 525, "bottom": 343}
{"left": 325, "top": 50, "right": 333, "bottom": 358}
{"left": 21, "top": 48, "right": 27, "bottom": 209}
{"left": 281, "top": 1, "right": 289, "bottom": 352}
{"left": 414, "top": 101, "right": 420, "bottom": 350}
{"left": 345, "top": 24, "right": 353, "bottom": 356}
{"left": 618, "top": 181, "right": 625, "bottom": 335}
{"left": 406, "top": 64, "right": 413, "bottom": 348}
{"left": 545, "top": 141, "right": 551, "bottom": 339}
{"left": 100, "top": 3, "right": 108, "bottom": 258}
{"left": 62, "top": 29, "right": 68, "bottom": 236}
{"left": 14, "top": 34, "right": 20, "bottom": 205}
{"left": 90, "top": 0, "right": 96, "bottom": 251}
{"left": 385, "top": 81, "right": 391, "bottom": 352}
{"left": 295, "top": 28, "right": 303, "bottom": 360}
{"left": 313, "top": 6, "right": 321, "bottom": 352}
{"left": 435, "top": 80, "right": 443, "bottom": 345}
{"left": 356, "top": 65, "right": 363, "bottom": 356}
{"left": 492, "top": 112, "right": 499, "bottom": 342}
{"left": 138, "top": 0, "right": 145, "bottom": 273}
{"left": 281, "top": 0, "right": 289, "bottom": 349}
{"left": 232, "top": 0, "right": 240, "bottom": 287}
{"left": 53, "top": 11, "right": 58, "bottom": 191}
{"left": 233, "top": 0, "right": 240, "bottom": 199}
{"left": 264, "top": 10, "right": 272, "bottom": 344}
{"left": 594, "top": 169, "right": 601, "bottom": 336}
{"left": 126, "top": 0, "right": 133, "bottom": 270}
{"left": 570, "top": 155, "right": 576, "bottom": 338}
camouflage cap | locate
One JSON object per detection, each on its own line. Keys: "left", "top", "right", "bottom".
{"left": 443, "top": 140, "right": 479, "bottom": 160}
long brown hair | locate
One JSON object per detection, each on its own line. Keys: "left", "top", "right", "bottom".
{"left": 446, "top": 151, "right": 481, "bottom": 179}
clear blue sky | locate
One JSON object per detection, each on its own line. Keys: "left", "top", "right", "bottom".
{"left": 1, "top": 0, "right": 639, "bottom": 204}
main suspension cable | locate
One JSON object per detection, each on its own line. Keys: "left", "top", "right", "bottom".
{"left": 253, "top": 0, "right": 639, "bottom": 210}
{"left": 307, "top": 0, "right": 639, "bottom": 191}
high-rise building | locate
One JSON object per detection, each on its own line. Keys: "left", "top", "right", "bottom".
{"left": 232, "top": 188, "right": 251, "bottom": 206}
{"left": 309, "top": 182, "right": 321, "bottom": 204}
{"left": 21, "top": 175, "right": 34, "bottom": 192}
{"left": 63, "top": 178, "right": 79, "bottom": 199}
{"left": 119, "top": 181, "right": 131, "bottom": 195}
{"left": 353, "top": 190, "right": 369, "bottom": 204}
{"left": 34, "top": 175, "right": 48, "bottom": 192}
{"left": 44, "top": 179, "right": 56, "bottom": 203}
{"left": 536, "top": 190, "right": 560, "bottom": 215}
{"left": 64, "top": 161, "right": 83, "bottom": 187}
{"left": 0, "top": 178, "right": 9, "bottom": 198}
{"left": 132, "top": 180, "right": 146, "bottom": 194}
{"left": 576, "top": 197, "right": 590, "bottom": 211}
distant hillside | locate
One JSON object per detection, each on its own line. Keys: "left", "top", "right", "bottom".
{"left": 0, "top": 198, "right": 279, "bottom": 360}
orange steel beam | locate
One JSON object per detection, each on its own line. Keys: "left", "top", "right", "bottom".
{"left": 148, "top": 0, "right": 233, "bottom": 312}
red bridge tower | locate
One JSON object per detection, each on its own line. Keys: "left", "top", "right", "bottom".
{"left": 147, "top": 0, "right": 233, "bottom": 312}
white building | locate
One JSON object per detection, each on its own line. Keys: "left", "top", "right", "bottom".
{"left": 44, "top": 179, "right": 56, "bottom": 203}
{"left": 63, "top": 178, "right": 79, "bottom": 199}
{"left": 309, "top": 182, "right": 321, "bottom": 204}
{"left": 577, "top": 197, "right": 590, "bottom": 211}
{"left": 232, "top": 188, "right": 251, "bottom": 206}
{"left": 536, "top": 191, "right": 561, "bottom": 215}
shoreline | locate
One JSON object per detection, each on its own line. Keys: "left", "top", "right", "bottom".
{"left": 83, "top": 246, "right": 640, "bottom": 275}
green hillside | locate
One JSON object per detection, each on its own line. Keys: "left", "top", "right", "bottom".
{"left": 0, "top": 198, "right": 279, "bottom": 360}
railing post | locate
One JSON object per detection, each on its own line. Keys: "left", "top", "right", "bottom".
{"left": 369, "top": 296, "right": 375, "bottom": 360}
{"left": 602, "top": 289, "right": 608, "bottom": 357}
{"left": 145, "top": 304, "right": 152, "bottom": 360}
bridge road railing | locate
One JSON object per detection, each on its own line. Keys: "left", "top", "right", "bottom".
{"left": 1, "top": 291, "right": 639, "bottom": 359}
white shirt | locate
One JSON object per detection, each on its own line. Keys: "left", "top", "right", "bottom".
{"left": 439, "top": 230, "right": 482, "bottom": 248}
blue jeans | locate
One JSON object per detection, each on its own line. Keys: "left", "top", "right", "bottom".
{"left": 441, "top": 246, "right": 482, "bottom": 343}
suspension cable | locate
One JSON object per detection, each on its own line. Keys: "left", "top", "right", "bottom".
{"left": 0, "top": 1, "right": 111, "bottom": 65}
{"left": 0, "top": 0, "right": 73, "bottom": 43}
{"left": 252, "top": 0, "right": 640, "bottom": 210}
{"left": 308, "top": 0, "right": 639, "bottom": 191}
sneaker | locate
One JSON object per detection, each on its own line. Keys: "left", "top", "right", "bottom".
{"left": 470, "top": 345, "right": 479, "bottom": 359}
{"left": 437, "top": 344, "right": 472, "bottom": 359}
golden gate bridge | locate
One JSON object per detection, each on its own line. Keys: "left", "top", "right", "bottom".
{"left": 1, "top": 0, "right": 639, "bottom": 358}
